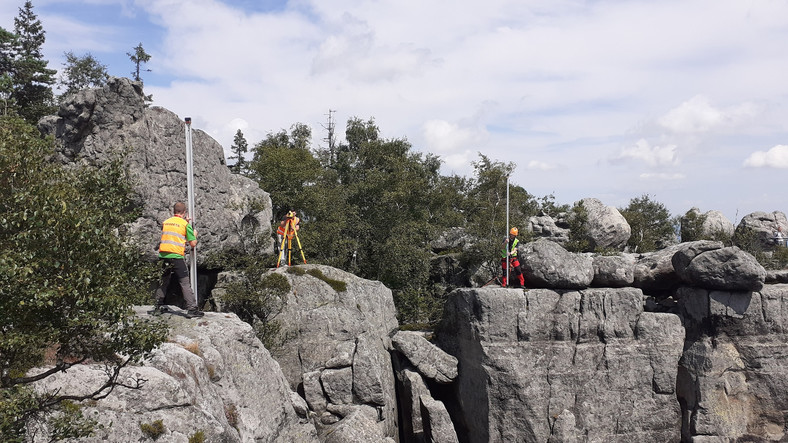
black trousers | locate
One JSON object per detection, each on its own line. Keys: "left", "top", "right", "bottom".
{"left": 154, "top": 257, "right": 198, "bottom": 311}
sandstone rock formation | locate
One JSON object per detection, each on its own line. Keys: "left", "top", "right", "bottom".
{"left": 577, "top": 197, "right": 631, "bottom": 250}
{"left": 35, "top": 307, "right": 316, "bottom": 442}
{"left": 735, "top": 211, "right": 788, "bottom": 249}
{"left": 435, "top": 287, "right": 685, "bottom": 442}
{"left": 519, "top": 239, "right": 594, "bottom": 289}
{"left": 38, "top": 78, "right": 273, "bottom": 265}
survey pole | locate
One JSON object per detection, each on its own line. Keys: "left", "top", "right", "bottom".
{"left": 505, "top": 175, "right": 510, "bottom": 287}
{"left": 184, "top": 117, "right": 197, "bottom": 295}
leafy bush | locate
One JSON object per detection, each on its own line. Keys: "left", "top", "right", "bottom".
{"left": 139, "top": 419, "right": 165, "bottom": 440}
{"left": 0, "top": 115, "right": 168, "bottom": 441}
{"left": 220, "top": 264, "right": 289, "bottom": 349}
{"left": 189, "top": 430, "right": 206, "bottom": 443}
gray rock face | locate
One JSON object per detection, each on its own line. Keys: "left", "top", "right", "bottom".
{"left": 673, "top": 245, "right": 766, "bottom": 291}
{"left": 591, "top": 254, "right": 636, "bottom": 287}
{"left": 578, "top": 198, "right": 631, "bottom": 250}
{"left": 260, "top": 265, "right": 399, "bottom": 440}
{"left": 701, "top": 209, "right": 735, "bottom": 237}
{"left": 38, "top": 77, "right": 273, "bottom": 264}
{"left": 392, "top": 331, "right": 458, "bottom": 384}
{"left": 527, "top": 215, "right": 570, "bottom": 244}
{"left": 633, "top": 243, "right": 686, "bottom": 293}
{"left": 419, "top": 395, "right": 460, "bottom": 443}
{"left": 735, "top": 211, "right": 788, "bottom": 248}
{"left": 435, "top": 287, "right": 684, "bottom": 443}
{"left": 35, "top": 307, "right": 316, "bottom": 442}
{"left": 677, "top": 285, "right": 788, "bottom": 441}
{"left": 520, "top": 239, "right": 594, "bottom": 289}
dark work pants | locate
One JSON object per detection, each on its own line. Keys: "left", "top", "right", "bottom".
{"left": 154, "top": 257, "right": 198, "bottom": 311}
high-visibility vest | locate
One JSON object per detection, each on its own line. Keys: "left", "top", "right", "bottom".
{"left": 501, "top": 237, "right": 519, "bottom": 259}
{"left": 277, "top": 217, "right": 300, "bottom": 239}
{"left": 159, "top": 216, "right": 189, "bottom": 256}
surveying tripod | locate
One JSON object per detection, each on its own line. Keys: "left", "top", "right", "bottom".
{"left": 276, "top": 218, "right": 306, "bottom": 267}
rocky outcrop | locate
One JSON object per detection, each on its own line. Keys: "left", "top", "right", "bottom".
{"left": 35, "top": 307, "right": 316, "bottom": 442}
{"left": 392, "top": 331, "right": 458, "bottom": 384}
{"left": 435, "top": 287, "right": 685, "bottom": 442}
{"left": 577, "top": 198, "right": 631, "bottom": 250}
{"left": 677, "top": 284, "right": 788, "bottom": 441}
{"left": 735, "top": 211, "right": 788, "bottom": 249}
{"left": 38, "top": 77, "right": 273, "bottom": 265}
{"left": 250, "top": 265, "right": 400, "bottom": 441}
{"left": 527, "top": 214, "right": 570, "bottom": 244}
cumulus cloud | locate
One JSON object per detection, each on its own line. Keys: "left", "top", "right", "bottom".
{"left": 658, "top": 95, "right": 757, "bottom": 134}
{"left": 743, "top": 145, "right": 788, "bottom": 168}
{"left": 422, "top": 119, "right": 486, "bottom": 153}
{"left": 610, "top": 139, "right": 678, "bottom": 167}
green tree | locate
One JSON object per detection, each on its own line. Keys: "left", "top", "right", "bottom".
{"left": 0, "top": 27, "right": 18, "bottom": 115}
{"left": 11, "top": 1, "right": 56, "bottom": 124}
{"left": 620, "top": 194, "right": 675, "bottom": 252}
{"left": 58, "top": 51, "right": 108, "bottom": 98}
{"left": 227, "top": 129, "right": 248, "bottom": 174}
{"left": 0, "top": 115, "right": 167, "bottom": 441}
{"left": 127, "top": 42, "right": 151, "bottom": 82}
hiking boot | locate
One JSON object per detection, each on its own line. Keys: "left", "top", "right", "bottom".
{"left": 151, "top": 305, "right": 168, "bottom": 316}
{"left": 186, "top": 310, "right": 205, "bottom": 318}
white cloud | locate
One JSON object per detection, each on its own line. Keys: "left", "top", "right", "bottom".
{"left": 743, "top": 145, "right": 788, "bottom": 168}
{"left": 639, "top": 172, "right": 685, "bottom": 180}
{"left": 526, "top": 160, "right": 555, "bottom": 171}
{"left": 658, "top": 95, "right": 758, "bottom": 134}
{"left": 611, "top": 139, "right": 679, "bottom": 167}
{"left": 422, "top": 119, "right": 486, "bottom": 154}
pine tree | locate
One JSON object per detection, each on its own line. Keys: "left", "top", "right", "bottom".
{"left": 11, "top": 0, "right": 56, "bottom": 124}
{"left": 58, "top": 51, "right": 108, "bottom": 98}
{"left": 127, "top": 42, "right": 151, "bottom": 82}
{"left": 228, "top": 129, "right": 249, "bottom": 174}
{"left": 0, "top": 27, "right": 17, "bottom": 115}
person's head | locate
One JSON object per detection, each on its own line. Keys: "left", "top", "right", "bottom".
{"left": 173, "top": 202, "right": 187, "bottom": 216}
{"left": 510, "top": 227, "right": 519, "bottom": 237}
{"left": 286, "top": 210, "right": 296, "bottom": 218}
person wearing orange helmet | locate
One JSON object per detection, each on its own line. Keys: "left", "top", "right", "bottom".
{"left": 276, "top": 210, "right": 301, "bottom": 266}
{"left": 501, "top": 227, "right": 525, "bottom": 288}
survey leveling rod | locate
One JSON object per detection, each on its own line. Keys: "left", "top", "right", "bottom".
{"left": 505, "top": 174, "right": 510, "bottom": 287}
{"left": 184, "top": 117, "right": 197, "bottom": 296}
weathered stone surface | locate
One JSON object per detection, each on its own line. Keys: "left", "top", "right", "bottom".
{"left": 259, "top": 265, "right": 399, "bottom": 439}
{"left": 767, "top": 269, "right": 788, "bottom": 284}
{"left": 435, "top": 287, "right": 684, "bottom": 443}
{"left": 591, "top": 253, "right": 636, "bottom": 287}
{"left": 392, "top": 331, "right": 458, "bottom": 384}
{"left": 547, "top": 409, "right": 577, "bottom": 443}
{"left": 633, "top": 243, "right": 686, "bottom": 293}
{"left": 419, "top": 395, "right": 459, "bottom": 443}
{"left": 735, "top": 211, "right": 788, "bottom": 248}
{"left": 677, "top": 284, "right": 788, "bottom": 441}
{"left": 393, "top": 361, "right": 431, "bottom": 442}
{"left": 321, "top": 406, "right": 386, "bottom": 443}
{"left": 527, "top": 215, "right": 570, "bottom": 244}
{"left": 520, "top": 239, "right": 594, "bottom": 289}
{"left": 35, "top": 307, "right": 317, "bottom": 442}
{"left": 700, "top": 209, "right": 735, "bottom": 238}
{"left": 39, "top": 77, "right": 273, "bottom": 266}
{"left": 578, "top": 198, "right": 631, "bottom": 250}
{"left": 674, "top": 246, "right": 765, "bottom": 291}
{"left": 303, "top": 370, "right": 327, "bottom": 413}
{"left": 322, "top": 367, "right": 354, "bottom": 405}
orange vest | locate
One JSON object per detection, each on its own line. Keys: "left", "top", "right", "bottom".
{"left": 159, "top": 216, "right": 188, "bottom": 256}
{"left": 277, "top": 217, "right": 300, "bottom": 239}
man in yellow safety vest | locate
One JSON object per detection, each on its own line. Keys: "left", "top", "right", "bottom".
{"left": 152, "top": 202, "right": 204, "bottom": 318}
{"left": 501, "top": 227, "right": 525, "bottom": 288}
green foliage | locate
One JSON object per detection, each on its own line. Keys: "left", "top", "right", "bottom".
{"left": 228, "top": 129, "right": 249, "bottom": 175}
{"left": 565, "top": 201, "right": 591, "bottom": 252}
{"left": 0, "top": 115, "right": 167, "bottom": 441}
{"left": 58, "top": 51, "right": 108, "bottom": 98}
{"left": 680, "top": 209, "right": 707, "bottom": 242}
{"left": 139, "top": 419, "right": 165, "bottom": 440}
{"left": 47, "top": 400, "right": 100, "bottom": 441}
{"left": 189, "top": 430, "right": 206, "bottom": 443}
{"left": 127, "top": 43, "right": 151, "bottom": 82}
{"left": 220, "top": 265, "right": 289, "bottom": 349}
{"left": 305, "top": 268, "right": 347, "bottom": 292}
{"left": 7, "top": 1, "right": 56, "bottom": 124}
{"left": 619, "top": 194, "right": 675, "bottom": 252}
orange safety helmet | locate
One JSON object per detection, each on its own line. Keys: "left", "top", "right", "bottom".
{"left": 510, "top": 227, "right": 519, "bottom": 236}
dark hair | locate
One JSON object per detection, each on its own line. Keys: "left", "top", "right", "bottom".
{"left": 173, "top": 202, "right": 187, "bottom": 215}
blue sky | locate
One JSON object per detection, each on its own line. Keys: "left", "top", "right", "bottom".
{"left": 2, "top": 0, "right": 788, "bottom": 224}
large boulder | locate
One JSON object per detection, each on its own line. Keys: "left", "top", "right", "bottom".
{"left": 591, "top": 254, "right": 636, "bottom": 287}
{"left": 577, "top": 198, "right": 631, "bottom": 251}
{"left": 244, "top": 265, "right": 400, "bottom": 440}
{"left": 435, "top": 287, "right": 685, "bottom": 443}
{"left": 734, "top": 211, "right": 788, "bottom": 249}
{"left": 672, "top": 244, "right": 766, "bottom": 292}
{"left": 35, "top": 308, "right": 317, "bottom": 442}
{"left": 392, "top": 331, "right": 458, "bottom": 384}
{"left": 38, "top": 77, "right": 273, "bottom": 265}
{"left": 527, "top": 214, "right": 570, "bottom": 244}
{"left": 682, "top": 208, "right": 735, "bottom": 240}
{"left": 519, "top": 239, "right": 594, "bottom": 289}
